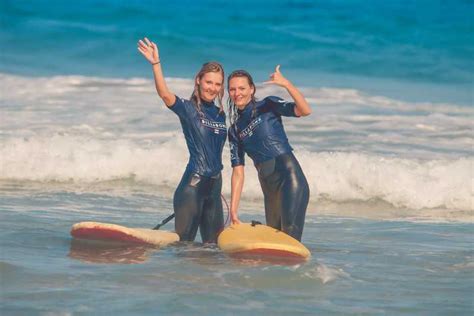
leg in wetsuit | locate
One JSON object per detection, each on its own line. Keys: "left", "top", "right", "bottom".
{"left": 173, "top": 169, "right": 224, "bottom": 243}
{"left": 257, "top": 152, "right": 310, "bottom": 241}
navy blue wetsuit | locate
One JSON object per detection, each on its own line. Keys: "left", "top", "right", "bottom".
{"left": 229, "top": 96, "right": 309, "bottom": 241}
{"left": 170, "top": 96, "right": 226, "bottom": 243}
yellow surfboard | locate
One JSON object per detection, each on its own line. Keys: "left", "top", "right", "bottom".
{"left": 71, "top": 222, "right": 179, "bottom": 247}
{"left": 217, "top": 223, "right": 311, "bottom": 260}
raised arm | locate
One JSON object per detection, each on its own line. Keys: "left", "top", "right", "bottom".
{"left": 230, "top": 165, "right": 245, "bottom": 225}
{"left": 264, "top": 65, "right": 312, "bottom": 117}
{"left": 137, "top": 37, "right": 176, "bottom": 107}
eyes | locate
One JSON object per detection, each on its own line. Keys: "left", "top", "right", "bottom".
{"left": 229, "top": 87, "right": 247, "bottom": 93}
{"left": 204, "top": 80, "right": 222, "bottom": 88}
{"left": 201, "top": 79, "right": 249, "bottom": 94}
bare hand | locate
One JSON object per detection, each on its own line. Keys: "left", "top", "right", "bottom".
{"left": 263, "top": 65, "right": 290, "bottom": 88}
{"left": 231, "top": 214, "right": 241, "bottom": 225}
{"left": 137, "top": 37, "right": 159, "bottom": 65}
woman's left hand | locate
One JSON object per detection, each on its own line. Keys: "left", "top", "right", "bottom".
{"left": 264, "top": 65, "right": 290, "bottom": 88}
{"left": 265, "top": 64, "right": 312, "bottom": 116}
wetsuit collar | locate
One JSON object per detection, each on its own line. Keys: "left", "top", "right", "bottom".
{"left": 201, "top": 99, "right": 215, "bottom": 108}
{"left": 237, "top": 101, "right": 253, "bottom": 115}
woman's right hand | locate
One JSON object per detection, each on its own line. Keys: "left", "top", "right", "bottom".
{"left": 137, "top": 37, "right": 159, "bottom": 65}
{"left": 231, "top": 213, "right": 241, "bottom": 225}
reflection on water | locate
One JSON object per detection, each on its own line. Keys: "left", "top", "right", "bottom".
{"left": 69, "top": 238, "right": 306, "bottom": 267}
{"left": 171, "top": 242, "right": 226, "bottom": 266}
{"left": 228, "top": 253, "right": 308, "bottom": 266}
{"left": 69, "top": 238, "right": 156, "bottom": 264}
{"left": 170, "top": 242, "right": 307, "bottom": 267}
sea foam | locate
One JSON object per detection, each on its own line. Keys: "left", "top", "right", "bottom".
{"left": 1, "top": 135, "right": 471, "bottom": 212}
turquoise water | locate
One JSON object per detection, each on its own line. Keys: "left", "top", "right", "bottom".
{"left": 1, "top": 184, "right": 472, "bottom": 315}
{"left": 1, "top": 1, "right": 473, "bottom": 314}
{"left": 1, "top": 0, "right": 473, "bottom": 104}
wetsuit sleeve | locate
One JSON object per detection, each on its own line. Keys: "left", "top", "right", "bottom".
{"left": 168, "top": 95, "right": 190, "bottom": 119}
{"left": 265, "top": 96, "right": 298, "bottom": 117}
{"left": 228, "top": 126, "right": 245, "bottom": 167}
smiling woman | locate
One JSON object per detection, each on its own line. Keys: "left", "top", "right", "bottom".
{"left": 137, "top": 37, "right": 226, "bottom": 243}
{"left": 227, "top": 68, "right": 311, "bottom": 241}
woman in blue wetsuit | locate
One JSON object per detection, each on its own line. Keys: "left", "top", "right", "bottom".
{"left": 227, "top": 66, "right": 312, "bottom": 241}
{"left": 138, "top": 38, "right": 226, "bottom": 243}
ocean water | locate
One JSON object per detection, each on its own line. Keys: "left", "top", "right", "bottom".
{"left": 1, "top": 0, "right": 473, "bottom": 315}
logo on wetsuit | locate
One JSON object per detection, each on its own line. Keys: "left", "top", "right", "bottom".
{"left": 200, "top": 118, "right": 226, "bottom": 134}
{"left": 229, "top": 142, "right": 237, "bottom": 160}
{"left": 239, "top": 117, "right": 262, "bottom": 140}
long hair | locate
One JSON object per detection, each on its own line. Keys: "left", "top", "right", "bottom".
{"left": 227, "top": 70, "right": 257, "bottom": 125}
{"left": 190, "top": 61, "right": 225, "bottom": 114}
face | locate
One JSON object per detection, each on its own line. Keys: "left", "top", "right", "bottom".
{"left": 197, "top": 72, "right": 223, "bottom": 102}
{"left": 228, "top": 77, "right": 254, "bottom": 109}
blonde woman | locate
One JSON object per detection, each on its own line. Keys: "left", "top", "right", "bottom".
{"left": 138, "top": 38, "right": 226, "bottom": 243}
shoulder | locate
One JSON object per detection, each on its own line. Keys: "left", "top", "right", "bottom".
{"left": 215, "top": 105, "right": 226, "bottom": 119}
{"left": 263, "top": 96, "right": 285, "bottom": 106}
{"left": 228, "top": 123, "right": 239, "bottom": 137}
{"left": 262, "top": 96, "right": 297, "bottom": 117}
{"left": 228, "top": 122, "right": 237, "bottom": 133}
{"left": 169, "top": 96, "right": 196, "bottom": 115}
{"left": 171, "top": 96, "right": 193, "bottom": 107}
{"left": 253, "top": 97, "right": 281, "bottom": 114}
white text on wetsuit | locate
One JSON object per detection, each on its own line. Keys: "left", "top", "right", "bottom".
{"left": 239, "top": 117, "right": 262, "bottom": 139}
{"left": 200, "top": 118, "right": 226, "bottom": 134}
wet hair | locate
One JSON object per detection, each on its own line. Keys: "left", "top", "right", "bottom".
{"left": 227, "top": 70, "right": 257, "bottom": 125}
{"left": 190, "top": 61, "right": 225, "bottom": 114}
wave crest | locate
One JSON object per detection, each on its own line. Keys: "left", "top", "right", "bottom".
{"left": 1, "top": 135, "right": 471, "bottom": 211}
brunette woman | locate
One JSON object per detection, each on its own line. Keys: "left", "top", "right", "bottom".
{"left": 227, "top": 66, "right": 311, "bottom": 241}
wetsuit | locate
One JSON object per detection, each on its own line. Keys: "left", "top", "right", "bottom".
{"left": 170, "top": 96, "right": 226, "bottom": 243}
{"left": 229, "top": 96, "right": 309, "bottom": 241}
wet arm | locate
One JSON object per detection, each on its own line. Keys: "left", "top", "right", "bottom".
{"left": 230, "top": 165, "right": 245, "bottom": 224}
{"left": 137, "top": 38, "right": 176, "bottom": 107}
{"left": 265, "top": 65, "right": 312, "bottom": 117}
{"left": 285, "top": 81, "right": 312, "bottom": 117}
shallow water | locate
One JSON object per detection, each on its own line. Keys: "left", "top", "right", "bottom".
{"left": 1, "top": 184, "right": 472, "bottom": 315}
